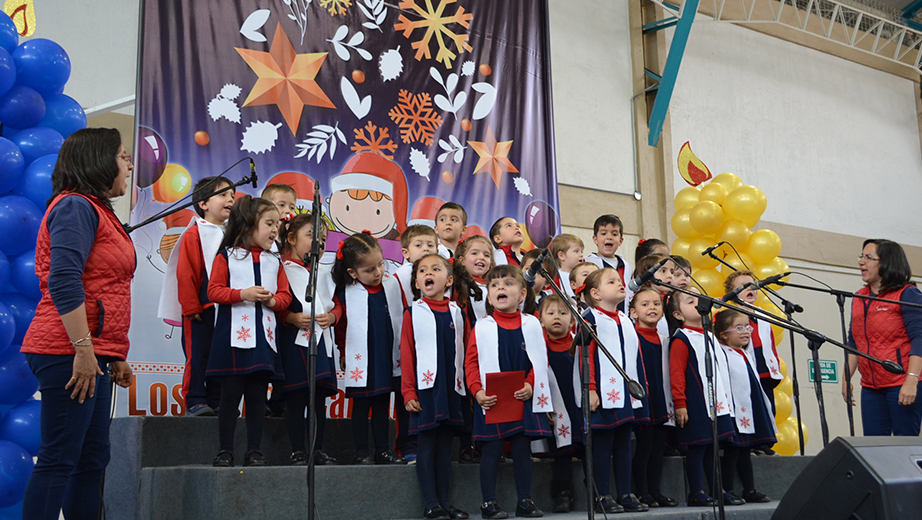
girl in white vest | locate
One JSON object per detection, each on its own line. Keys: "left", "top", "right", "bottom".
{"left": 576, "top": 268, "right": 649, "bottom": 514}
{"left": 715, "top": 309, "right": 776, "bottom": 505}
{"left": 667, "top": 288, "right": 736, "bottom": 507}
{"left": 207, "top": 196, "right": 292, "bottom": 467}
{"left": 400, "top": 254, "right": 470, "bottom": 520}
{"left": 277, "top": 213, "right": 340, "bottom": 466}
{"left": 465, "top": 265, "right": 550, "bottom": 519}
{"left": 331, "top": 231, "right": 406, "bottom": 465}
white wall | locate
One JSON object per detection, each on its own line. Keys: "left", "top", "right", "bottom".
{"left": 669, "top": 19, "right": 922, "bottom": 248}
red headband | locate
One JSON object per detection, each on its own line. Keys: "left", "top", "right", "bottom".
{"left": 638, "top": 238, "right": 647, "bottom": 246}
{"left": 336, "top": 241, "right": 345, "bottom": 260}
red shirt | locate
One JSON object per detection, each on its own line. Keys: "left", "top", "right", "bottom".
{"left": 465, "top": 310, "right": 536, "bottom": 395}
{"left": 207, "top": 247, "right": 292, "bottom": 311}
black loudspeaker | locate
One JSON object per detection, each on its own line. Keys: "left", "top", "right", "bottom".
{"left": 773, "top": 436, "right": 922, "bottom": 519}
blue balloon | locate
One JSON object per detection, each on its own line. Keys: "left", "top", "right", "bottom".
{"left": 0, "top": 500, "right": 22, "bottom": 520}
{"left": 0, "top": 14, "right": 16, "bottom": 55}
{"left": 0, "top": 294, "right": 34, "bottom": 346}
{"left": 0, "top": 400, "right": 38, "bottom": 456}
{"left": 38, "top": 94, "right": 85, "bottom": 138}
{"left": 0, "top": 439, "right": 32, "bottom": 507}
{"left": 0, "top": 195, "right": 40, "bottom": 257}
{"left": 0, "top": 85, "right": 43, "bottom": 132}
{"left": 0, "top": 138, "right": 23, "bottom": 195}
{"left": 0, "top": 127, "right": 16, "bottom": 139}
{"left": 12, "top": 39, "right": 70, "bottom": 97}
{"left": 0, "top": 351, "right": 37, "bottom": 406}
{"left": 0, "top": 303, "right": 12, "bottom": 354}
{"left": 9, "top": 252, "right": 37, "bottom": 302}
{"left": 10, "top": 127, "right": 62, "bottom": 166}
{"left": 0, "top": 251, "right": 8, "bottom": 292}
{"left": 0, "top": 47, "right": 14, "bottom": 99}
{"left": 0, "top": 342, "right": 14, "bottom": 366}
{"left": 11, "top": 153, "right": 52, "bottom": 209}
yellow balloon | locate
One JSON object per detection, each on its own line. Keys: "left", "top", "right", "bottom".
{"left": 712, "top": 172, "right": 744, "bottom": 192}
{"left": 689, "top": 201, "right": 726, "bottom": 236}
{"left": 785, "top": 416, "right": 809, "bottom": 446}
{"left": 699, "top": 182, "right": 729, "bottom": 205}
{"left": 671, "top": 208, "right": 702, "bottom": 240}
{"left": 688, "top": 238, "right": 721, "bottom": 269}
{"left": 152, "top": 164, "right": 192, "bottom": 203}
{"left": 671, "top": 238, "right": 691, "bottom": 259}
{"left": 755, "top": 290, "right": 768, "bottom": 307}
{"left": 674, "top": 186, "right": 701, "bottom": 210}
{"left": 774, "top": 423, "right": 800, "bottom": 456}
{"left": 747, "top": 229, "right": 783, "bottom": 264}
{"left": 772, "top": 323, "right": 785, "bottom": 344}
{"left": 743, "top": 216, "right": 761, "bottom": 229}
{"left": 753, "top": 258, "right": 790, "bottom": 289}
{"left": 716, "top": 219, "right": 751, "bottom": 251}
{"left": 779, "top": 357, "right": 788, "bottom": 377}
{"left": 724, "top": 251, "right": 754, "bottom": 273}
{"left": 777, "top": 376, "right": 793, "bottom": 397}
{"left": 691, "top": 268, "right": 724, "bottom": 297}
{"left": 774, "top": 390, "right": 792, "bottom": 422}
{"left": 723, "top": 185, "right": 767, "bottom": 224}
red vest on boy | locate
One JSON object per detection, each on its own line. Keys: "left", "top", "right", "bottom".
{"left": 851, "top": 285, "right": 911, "bottom": 389}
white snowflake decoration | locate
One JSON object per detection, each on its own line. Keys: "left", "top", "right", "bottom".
{"left": 461, "top": 60, "right": 475, "bottom": 77}
{"left": 220, "top": 84, "right": 242, "bottom": 100}
{"left": 208, "top": 97, "right": 241, "bottom": 123}
{"left": 379, "top": 47, "right": 403, "bottom": 82}
{"left": 241, "top": 121, "right": 283, "bottom": 154}
{"left": 513, "top": 177, "right": 532, "bottom": 197}
{"left": 409, "top": 147, "right": 430, "bottom": 181}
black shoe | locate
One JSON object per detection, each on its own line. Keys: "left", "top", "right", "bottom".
{"left": 743, "top": 489, "right": 771, "bottom": 503}
{"left": 687, "top": 490, "right": 718, "bottom": 507}
{"left": 480, "top": 500, "right": 508, "bottom": 519}
{"left": 663, "top": 445, "right": 682, "bottom": 457}
{"left": 290, "top": 450, "right": 309, "bottom": 466}
{"left": 212, "top": 450, "right": 234, "bottom": 467}
{"left": 459, "top": 447, "right": 477, "bottom": 464}
{"left": 618, "top": 493, "right": 649, "bottom": 512}
{"left": 425, "top": 506, "right": 451, "bottom": 520}
{"left": 313, "top": 450, "right": 339, "bottom": 465}
{"left": 639, "top": 494, "right": 659, "bottom": 508}
{"left": 723, "top": 492, "right": 746, "bottom": 506}
{"left": 651, "top": 493, "right": 678, "bottom": 507}
{"left": 243, "top": 450, "right": 267, "bottom": 466}
{"left": 594, "top": 495, "right": 624, "bottom": 514}
{"left": 375, "top": 449, "right": 408, "bottom": 465}
{"left": 514, "top": 499, "right": 542, "bottom": 517}
{"left": 446, "top": 505, "right": 470, "bottom": 519}
{"left": 352, "top": 452, "right": 375, "bottom": 465}
{"left": 552, "top": 489, "right": 574, "bottom": 513}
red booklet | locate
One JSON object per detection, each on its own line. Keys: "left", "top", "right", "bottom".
{"left": 485, "top": 371, "right": 526, "bottom": 425}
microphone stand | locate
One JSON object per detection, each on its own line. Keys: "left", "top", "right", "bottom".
{"left": 124, "top": 157, "right": 258, "bottom": 233}
{"left": 695, "top": 292, "right": 725, "bottom": 519}
{"left": 305, "top": 182, "right": 323, "bottom": 520}
{"left": 532, "top": 262, "right": 645, "bottom": 520}
{"left": 705, "top": 251, "right": 806, "bottom": 455}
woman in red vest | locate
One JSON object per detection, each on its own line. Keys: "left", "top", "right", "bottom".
{"left": 843, "top": 239, "right": 922, "bottom": 436}
{"left": 20, "top": 128, "right": 136, "bottom": 520}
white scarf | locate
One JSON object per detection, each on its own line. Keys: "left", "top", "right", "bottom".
{"left": 282, "top": 259, "right": 335, "bottom": 357}
{"left": 227, "top": 248, "right": 279, "bottom": 351}
{"left": 675, "top": 328, "right": 734, "bottom": 418}
{"left": 642, "top": 327, "right": 676, "bottom": 427}
{"left": 723, "top": 345, "right": 777, "bottom": 435}
{"left": 752, "top": 318, "right": 782, "bottom": 381}
{"left": 547, "top": 365, "right": 573, "bottom": 447}
{"left": 585, "top": 253, "right": 634, "bottom": 306}
{"left": 474, "top": 314, "right": 553, "bottom": 414}
{"left": 573, "top": 309, "right": 642, "bottom": 410}
{"left": 157, "top": 218, "right": 225, "bottom": 323}
{"left": 393, "top": 262, "right": 415, "bottom": 307}
{"left": 343, "top": 274, "right": 404, "bottom": 387}
{"left": 411, "top": 300, "right": 465, "bottom": 395}
{"left": 470, "top": 281, "right": 488, "bottom": 322}
{"left": 558, "top": 269, "right": 575, "bottom": 300}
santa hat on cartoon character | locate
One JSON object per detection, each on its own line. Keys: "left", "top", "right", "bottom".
{"left": 262, "top": 172, "right": 317, "bottom": 213}
{"left": 329, "top": 152, "right": 409, "bottom": 233}
{"left": 408, "top": 196, "right": 444, "bottom": 228}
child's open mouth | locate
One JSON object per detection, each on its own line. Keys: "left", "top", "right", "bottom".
{"left": 496, "top": 293, "right": 508, "bottom": 302}
{"left": 424, "top": 278, "right": 435, "bottom": 288}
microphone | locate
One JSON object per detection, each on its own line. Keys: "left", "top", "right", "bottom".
{"left": 701, "top": 241, "right": 727, "bottom": 257}
{"left": 752, "top": 272, "right": 790, "bottom": 290}
{"left": 628, "top": 257, "right": 670, "bottom": 292}
{"left": 523, "top": 248, "right": 549, "bottom": 284}
{"left": 721, "top": 282, "right": 752, "bottom": 303}
{"left": 249, "top": 159, "right": 258, "bottom": 189}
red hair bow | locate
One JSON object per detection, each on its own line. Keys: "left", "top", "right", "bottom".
{"left": 283, "top": 212, "right": 294, "bottom": 223}
{"left": 574, "top": 283, "right": 586, "bottom": 295}
{"left": 638, "top": 238, "right": 647, "bottom": 246}
{"left": 336, "top": 241, "right": 345, "bottom": 260}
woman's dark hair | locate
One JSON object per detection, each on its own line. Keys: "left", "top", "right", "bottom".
{"left": 484, "top": 264, "right": 536, "bottom": 315}
{"left": 714, "top": 309, "right": 745, "bottom": 340}
{"left": 331, "top": 231, "right": 382, "bottom": 288}
{"left": 49, "top": 127, "right": 122, "bottom": 208}
{"left": 219, "top": 195, "right": 279, "bottom": 253}
{"left": 634, "top": 238, "right": 668, "bottom": 266}
{"left": 452, "top": 235, "right": 493, "bottom": 307}
{"left": 410, "top": 253, "right": 453, "bottom": 300}
{"left": 864, "top": 239, "right": 914, "bottom": 294}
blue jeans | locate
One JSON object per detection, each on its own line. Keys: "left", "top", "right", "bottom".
{"left": 21, "top": 354, "right": 112, "bottom": 520}
{"left": 861, "top": 384, "right": 922, "bottom": 436}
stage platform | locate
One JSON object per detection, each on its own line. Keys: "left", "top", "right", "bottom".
{"left": 104, "top": 417, "right": 811, "bottom": 520}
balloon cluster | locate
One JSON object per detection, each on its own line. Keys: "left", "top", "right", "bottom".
{"left": 134, "top": 126, "right": 192, "bottom": 205}
{"left": 0, "top": 12, "right": 85, "bottom": 514}
{"left": 670, "top": 172, "right": 806, "bottom": 455}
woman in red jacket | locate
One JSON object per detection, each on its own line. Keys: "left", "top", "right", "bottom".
{"left": 20, "top": 128, "right": 135, "bottom": 520}
{"left": 843, "top": 239, "right": 922, "bottom": 436}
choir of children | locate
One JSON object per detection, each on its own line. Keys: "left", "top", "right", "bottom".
{"left": 164, "top": 192, "right": 780, "bottom": 517}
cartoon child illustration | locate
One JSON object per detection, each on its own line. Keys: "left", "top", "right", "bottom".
{"left": 326, "top": 153, "right": 409, "bottom": 240}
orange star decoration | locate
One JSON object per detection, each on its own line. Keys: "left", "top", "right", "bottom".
{"left": 236, "top": 22, "right": 336, "bottom": 136}
{"left": 469, "top": 126, "right": 519, "bottom": 189}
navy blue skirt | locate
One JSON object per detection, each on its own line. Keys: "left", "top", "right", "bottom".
{"left": 548, "top": 349, "right": 583, "bottom": 452}
{"left": 277, "top": 324, "right": 337, "bottom": 395}
{"left": 472, "top": 398, "right": 552, "bottom": 442}
{"left": 207, "top": 307, "right": 283, "bottom": 379}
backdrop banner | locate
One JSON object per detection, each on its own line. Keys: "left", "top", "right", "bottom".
{"left": 122, "top": 0, "right": 559, "bottom": 417}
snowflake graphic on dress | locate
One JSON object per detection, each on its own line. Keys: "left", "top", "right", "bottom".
{"left": 537, "top": 394, "right": 549, "bottom": 408}
{"left": 715, "top": 401, "right": 725, "bottom": 413}
{"left": 320, "top": 0, "right": 352, "bottom": 16}
{"left": 539, "top": 382, "right": 545, "bottom": 389}
{"left": 242, "top": 314, "right": 250, "bottom": 322}
{"left": 351, "top": 121, "right": 397, "bottom": 159}
{"left": 422, "top": 370, "right": 435, "bottom": 384}
{"left": 739, "top": 416, "right": 751, "bottom": 429}
{"left": 388, "top": 89, "right": 443, "bottom": 145}
{"left": 741, "top": 407, "right": 747, "bottom": 413}
{"left": 301, "top": 329, "right": 311, "bottom": 342}
{"left": 609, "top": 377, "right": 616, "bottom": 385}
{"left": 606, "top": 389, "right": 620, "bottom": 403}
{"left": 350, "top": 367, "right": 364, "bottom": 381}
{"left": 558, "top": 413, "right": 564, "bottom": 420}
{"left": 236, "top": 326, "right": 252, "bottom": 341}
{"left": 558, "top": 425, "right": 570, "bottom": 439}
{"left": 394, "top": 0, "right": 472, "bottom": 69}
{"left": 456, "top": 378, "right": 462, "bottom": 390}
{"left": 266, "top": 327, "right": 274, "bottom": 341}
{"left": 355, "top": 353, "right": 362, "bottom": 360}
{"left": 770, "top": 366, "right": 779, "bottom": 376}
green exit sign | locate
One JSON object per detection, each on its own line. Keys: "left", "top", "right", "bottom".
{"left": 807, "top": 359, "right": 838, "bottom": 384}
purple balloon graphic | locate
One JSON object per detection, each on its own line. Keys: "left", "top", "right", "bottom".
{"left": 523, "top": 200, "right": 559, "bottom": 249}
{"left": 135, "top": 126, "right": 168, "bottom": 188}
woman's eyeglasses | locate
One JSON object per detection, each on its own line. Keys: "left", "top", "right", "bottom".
{"left": 118, "top": 154, "right": 133, "bottom": 163}
{"left": 858, "top": 254, "right": 879, "bottom": 262}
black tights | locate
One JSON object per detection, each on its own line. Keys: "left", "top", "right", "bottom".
{"left": 721, "top": 445, "right": 755, "bottom": 493}
{"left": 416, "top": 425, "right": 455, "bottom": 509}
{"left": 591, "top": 425, "right": 633, "bottom": 498}
{"left": 685, "top": 444, "right": 716, "bottom": 495}
{"left": 632, "top": 424, "right": 668, "bottom": 496}
{"left": 218, "top": 373, "right": 270, "bottom": 452}
{"left": 480, "top": 434, "right": 532, "bottom": 502}
{"left": 284, "top": 388, "right": 327, "bottom": 453}
{"left": 351, "top": 393, "right": 390, "bottom": 455}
